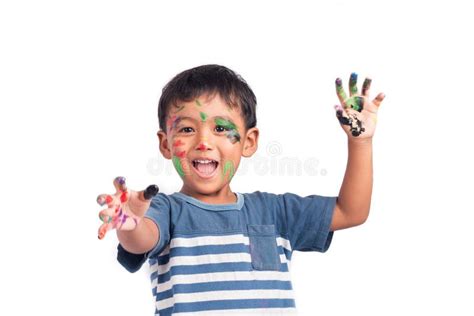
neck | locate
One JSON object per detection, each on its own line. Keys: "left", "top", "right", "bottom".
{"left": 179, "top": 185, "right": 236, "bottom": 204}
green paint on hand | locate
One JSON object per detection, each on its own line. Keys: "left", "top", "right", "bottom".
{"left": 200, "top": 112, "right": 208, "bottom": 122}
{"left": 345, "top": 96, "right": 364, "bottom": 112}
{"left": 336, "top": 81, "right": 348, "bottom": 102}
{"left": 172, "top": 156, "right": 185, "bottom": 178}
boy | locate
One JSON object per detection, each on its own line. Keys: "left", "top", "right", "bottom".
{"left": 97, "top": 64, "right": 385, "bottom": 315}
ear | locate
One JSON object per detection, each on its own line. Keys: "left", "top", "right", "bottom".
{"left": 242, "top": 127, "right": 259, "bottom": 157}
{"left": 157, "top": 130, "right": 172, "bottom": 160}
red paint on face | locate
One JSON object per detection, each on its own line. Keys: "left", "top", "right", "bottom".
{"left": 173, "top": 139, "right": 184, "bottom": 147}
{"left": 166, "top": 115, "right": 177, "bottom": 131}
{"left": 176, "top": 150, "right": 186, "bottom": 158}
{"left": 197, "top": 143, "right": 207, "bottom": 151}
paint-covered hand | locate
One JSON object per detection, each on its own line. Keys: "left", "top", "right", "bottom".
{"left": 334, "top": 73, "right": 385, "bottom": 138}
{"left": 97, "top": 176, "right": 159, "bottom": 240}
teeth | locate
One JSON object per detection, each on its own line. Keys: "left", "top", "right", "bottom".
{"left": 194, "top": 159, "right": 216, "bottom": 164}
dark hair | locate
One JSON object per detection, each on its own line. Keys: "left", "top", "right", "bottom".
{"left": 158, "top": 64, "right": 257, "bottom": 133}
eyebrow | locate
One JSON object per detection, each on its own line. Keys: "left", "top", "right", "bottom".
{"left": 178, "top": 115, "right": 236, "bottom": 124}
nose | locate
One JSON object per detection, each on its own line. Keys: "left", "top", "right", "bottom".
{"left": 195, "top": 126, "right": 214, "bottom": 152}
{"left": 195, "top": 137, "right": 213, "bottom": 151}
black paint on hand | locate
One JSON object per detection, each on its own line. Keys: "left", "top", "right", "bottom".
{"left": 144, "top": 185, "right": 160, "bottom": 200}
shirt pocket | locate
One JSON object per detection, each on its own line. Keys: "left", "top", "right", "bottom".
{"left": 247, "top": 224, "right": 281, "bottom": 271}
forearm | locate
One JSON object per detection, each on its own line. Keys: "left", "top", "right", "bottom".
{"left": 117, "top": 218, "right": 159, "bottom": 254}
{"left": 337, "top": 138, "right": 373, "bottom": 225}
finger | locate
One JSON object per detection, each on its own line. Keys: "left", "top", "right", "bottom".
{"left": 361, "top": 78, "right": 372, "bottom": 96}
{"left": 335, "top": 78, "right": 348, "bottom": 105}
{"left": 113, "top": 176, "right": 127, "bottom": 193}
{"left": 142, "top": 185, "right": 160, "bottom": 201}
{"left": 96, "top": 194, "right": 116, "bottom": 207}
{"left": 349, "top": 72, "right": 358, "bottom": 96}
{"left": 372, "top": 93, "right": 385, "bottom": 108}
{"left": 119, "top": 190, "right": 129, "bottom": 203}
{"left": 334, "top": 105, "right": 352, "bottom": 126}
{"left": 98, "top": 206, "right": 119, "bottom": 223}
{"left": 98, "top": 222, "right": 113, "bottom": 240}
{"left": 345, "top": 96, "right": 365, "bottom": 112}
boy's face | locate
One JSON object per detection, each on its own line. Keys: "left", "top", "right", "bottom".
{"left": 157, "top": 93, "right": 259, "bottom": 198}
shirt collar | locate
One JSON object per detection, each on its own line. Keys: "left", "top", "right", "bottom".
{"left": 171, "top": 192, "right": 244, "bottom": 211}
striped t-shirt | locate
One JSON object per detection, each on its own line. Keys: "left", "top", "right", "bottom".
{"left": 117, "top": 191, "right": 336, "bottom": 315}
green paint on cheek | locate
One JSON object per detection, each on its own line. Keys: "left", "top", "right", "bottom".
{"left": 222, "top": 161, "right": 235, "bottom": 181}
{"left": 172, "top": 156, "right": 185, "bottom": 178}
{"left": 195, "top": 99, "right": 202, "bottom": 107}
{"left": 200, "top": 112, "right": 208, "bottom": 122}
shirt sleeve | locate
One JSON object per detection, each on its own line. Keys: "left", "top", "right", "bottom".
{"left": 277, "top": 192, "right": 337, "bottom": 253}
{"left": 116, "top": 193, "right": 171, "bottom": 272}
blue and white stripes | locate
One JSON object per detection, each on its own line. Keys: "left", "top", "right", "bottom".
{"left": 149, "top": 233, "right": 296, "bottom": 315}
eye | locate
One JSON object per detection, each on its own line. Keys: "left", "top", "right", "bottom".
{"left": 215, "top": 125, "right": 230, "bottom": 133}
{"left": 179, "top": 127, "right": 194, "bottom": 133}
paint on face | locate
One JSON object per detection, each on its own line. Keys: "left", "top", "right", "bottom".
{"left": 361, "top": 78, "right": 372, "bottom": 96}
{"left": 176, "top": 150, "right": 186, "bottom": 158}
{"left": 172, "top": 104, "right": 186, "bottom": 113}
{"left": 195, "top": 99, "right": 202, "bottom": 107}
{"left": 197, "top": 143, "right": 207, "bottom": 151}
{"left": 173, "top": 139, "right": 185, "bottom": 148}
{"left": 349, "top": 72, "right": 358, "bottom": 95}
{"left": 345, "top": 96, "right": 364, "bottom": 112}
{"left": 175, "top": 150, "right": 186, "bottom": 158}
{"left": 215, "top": 117, "right": 241, "bottom": 144}
{"left": 172, "top": 155, "right": 185, "bottom": 177}
{"left": 166, "top": 115, "right": 183, "bottom": 133}
{"left": 336, "top": 78, "right": 348, "bottom": 102}
{"left": 200, "top": 112, "right": 208, "bottom": 122}
{"left": 222, "top": 160, "right": 235, "bottom": 182}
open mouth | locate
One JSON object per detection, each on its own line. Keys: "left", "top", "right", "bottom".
{"left": 191, "top": 159, "right": 219, "bottom": 178}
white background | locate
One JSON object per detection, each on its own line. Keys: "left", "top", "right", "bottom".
{"left": 1, "top": 0, "right": 473, "bottom": 315}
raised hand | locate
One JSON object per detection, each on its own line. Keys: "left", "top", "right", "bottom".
{"left": 97, "top": 176, "right": 159, "bottom": 240}
{"left": 334, "top": 73, "right": 385, "bottom": 139}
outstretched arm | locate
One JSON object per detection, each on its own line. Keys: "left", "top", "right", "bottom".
{"left": 330, "top": 73, "right": 385, "bottom": 231}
